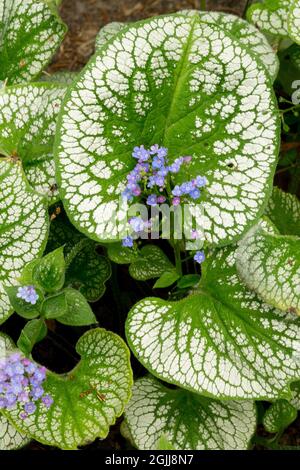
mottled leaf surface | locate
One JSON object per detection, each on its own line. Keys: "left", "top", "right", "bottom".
{"left": 95, "top": 22, "right": 126, "bottom": 49}
{"left": 236, "top": 222, "right": 300, "bottom": 315}
{"left": 0, "top": 0, "right": 67, "bottom": 84}
{"left": 248, "top": 0, "right": 300, "bottom": 44}
{"left": 0, "top": 160, "right": 48, "bottom": 324}
{"left": 0, "top": 83, "right": 66, "bottom": 202}
{"left": 125, "top": 376, "right": 256, "bottom": 450}
{"left": 263, "top": 399, "right": 297, "bottom": 433}
{"left": 4, "top": 329, "right": 133, "bottom": 449}
{"left": 55, "top": 13, "right": 279, "bottom": 247}
{"left": 126, "top": 244, "right": 300, "bottom": 400}
{"left": 266, "top": 187, "right": 300, "bottom": 236}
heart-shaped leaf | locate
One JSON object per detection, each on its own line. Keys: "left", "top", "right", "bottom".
{"left": 0, "top": 160, "right": 49, "bottom": 324}
{"left": 46, "top": 210, "right": 111, "bottom": 302}
{"left": 0, "top": 0, "right": 67, "bottom": 84}
{"left": 126, "top": 242, "right": 300, "bottom": 400}
{"left": 0, "top": 333, "right": 30, "bottom": 449}
{"left": 4, "top": 328, "right": 133, "bottom": 449}
{"left": 55, "top": 12, "right": 280, "bottom": 247}
{"left": 95, "top": 22, "right": 125, "bottom": 49}
{"left": 236, "top": 221, "right": 300, "bottom": 315}
{"left": 263, "top": 399, "right": 297, "bottom": 434}
{"left": 266, "top": 187, "right": 300, "bottom": 236}
{"left": 0, "top": 83, "right": 66, "bottom": 203}
{"left": 125, "top": 376, "right": 256, "bottom": 450}
{"left": 247, "top": 0, "right": 300, "bottom": 44}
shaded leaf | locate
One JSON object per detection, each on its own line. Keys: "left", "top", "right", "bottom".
{"left": 263, "top": 399, "right": 297, "bottom": 433}
{"left": 266, "top": 187, "right": 300, "bottom": 236}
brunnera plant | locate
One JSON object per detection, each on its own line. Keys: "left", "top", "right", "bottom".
{"left": 0, "top": 2, "right": 300, "bottom": 451}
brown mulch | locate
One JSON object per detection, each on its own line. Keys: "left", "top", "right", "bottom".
{"left": 49, "top": 0, "right": 248, "bottom": 73}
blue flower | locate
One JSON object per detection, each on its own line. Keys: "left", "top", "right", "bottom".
{"left": 172, "top": 185, "right": 182, "bottom": 197}
{"left": 193, "top": 176, "right": 207, "bottom": 188}
{"left": 132, "top": 145, "right": 150, "bottom": 162}
{"left": 194, "top": 251, "right": 205, "bottom": 264}
{"left": 129, "top": 217, "right": 145, "bottom": 233}
{"left": 122, "top": 236, "right": 134, "bottom": 248}
{"left": 152, "top": 156, "right": 165, "bottom": 170}
{"left": 147, "top": 194, "right": 158, "bottom": 206}
{"left": 17, "top": 286, "right": 39, "bottom": 305}
{"left": 180, "top": 182, "right": 194, "bottom": 194}
{"left": 189, "top": 188, "right": 201, "bottom": 200}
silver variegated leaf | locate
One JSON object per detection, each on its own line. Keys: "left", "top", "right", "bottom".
{"left": 0, "top": 160, "right": 49, "bottom": 324}
{"left": 0, "top": 83, "right": 66, "bottom": 202}
{"left": 125, "top": 376, "right": 256, "bottom": 450}
{"left": 126, "top": 242, "right": 300, "bottom": 400}
{"left": 0, "top": 0, "right": 67, "bottom": 84}
{"left": 4, "top": 328, "right": 133, "bottom": 449}
{"left": 263, "top": 399, "right": 297, "bottom": 433}
{"left": 95, "top": 22, "right": 126, "bottom": 49}
{"left": 236, "top": 221, "right": 300, "bottom": 315}
{"left": 55, "top": 12, "right": 279, "bottom": 247}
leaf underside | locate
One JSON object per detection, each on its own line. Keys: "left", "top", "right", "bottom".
{"left": 55, "top": 12, "right": 279, "bottom": 247}
{"left": 125, "top": 376, "right": 256, "bottom": 450}
{"left": 0, "top": 0, "right": 67, "bottom": 84}
{"left": 0, "top": 160, "right": 49, "bottom": 324}
{"left": 126, "top": 240, "right": 300, "bottom": 400}
{"left": 3, "top": 328, "right": 133, "bottom": 449}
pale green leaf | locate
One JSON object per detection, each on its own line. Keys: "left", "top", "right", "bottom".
{"left": 0, "top": 160, "right": 49, "bottom": 325}
{"left": 0, "top": 0, "right": 67, "bottom": 84}
{"left": 263, "top": 399, "right": 297, "bottom": 433}
{"left": 41, "top": 71, "right": 77, "bottom": 85}
{"left": 125, "top": 376, "right": 256, "bottom": 450}
{"left": 290, "top": 381, "right": 300, "bottom": 409}
{"left": 55, "top": 13, "right": 280, "bottom": 247}
{"left": 236, "top": 221, "right": 300, "bottom": 315}
{"left": 0, "top": 83, "right": 66, "bottom": 202}
{"left": 265, "top": 187, "right": 300, "bottom": 236}
{"left": 126, "top": 243, "right": 300, "bottom": 400}
{"left": 4, "top": 328, "right": 133, "bottom": 449}
{"left": 17, "top": 318, "right": 47, "bottom": 354}
{"left": 0, "top": 333, "right": 30, "bottom": 449}
{"left": 153, "top": 270, "right": 180, "bottom": 289}
{"left": 95, "top": 22, "right": 126, "bottom": 49}
{"left": 57, "top": 288, "right": 97, "bottom": 326}
{"left": 247, "top": 1, "right": 291, "bottom": 39}
{"left": 33, "top": 247, "right": 65, "bottom": 293}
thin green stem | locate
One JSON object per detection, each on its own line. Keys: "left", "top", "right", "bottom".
{"left": 174, "top": 242, "right": 183, "bottom": 276}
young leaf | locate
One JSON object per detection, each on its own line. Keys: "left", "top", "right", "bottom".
{"left": 55, "top": 13, "right": 280, "bottom": 247}
{"left": 263, "top": 399, "right": 297, "bottom": 434}
{"left": 126, "top": 243, "right": 300, "bottom": 400}
{"left": 236, "top": 221, "right": 300, "bottom": 315}
{"left": 56, "top": 288, "right": 96, "bottom": 326}
{"left": 107, "top": 243, "right": 140, "bottom": 264}
{"left": 95, "top": 22, "right": 126, "bottom": 49}
{"left": 5, "top": 286, "right": 44, "bottom": 319}
{"left": 0, "top": 0, "right": 67, "bottom": 84}
{"left": 125, "top": 376, "right": 256, "bottom": 450}
{"left": 17, "top": 318, "right": 47, "bottom": 355}
{"left": 0, "top": 83, "right": 66, "bottom": 202}
{"left": 33, "top": 247, "right": 65, "bottom": 293}
{"left": 129, "top": 246, "right": 175, "bottom": 281}
{"left": 265, "top": 187, "right": 300, "bottom": 236}
{"left": 0, "top": 160, "right": 48, "bottom": 325}
{"left": 177, "top": 274, "right": 201, "bottom": 289}
{"left": 153, "top": 270, "right": 180, "bottom": 289}
{"left": 41, "top": 292, "right": 68, "bottom": 319}
{"left": 4, "top": 328, "right": 133, "bottom": 450}
{"left": 46, "top": 210, "right": 111, "bottom": 302}
{"left": 0, "top": 332, "right": 30, "bottom": 449}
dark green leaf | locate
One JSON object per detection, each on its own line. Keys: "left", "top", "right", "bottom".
{"left": 33, "top": 247, "right": 65, "bottom": 293}
{"left": 57, "top": 288, "right": 97, "bottom": 326}
{"left": 153, "top": 271, "right": 180, "bottom": 289}
{"left": 17, "top": 319, "right": 47, "bottom": 355}
{"left": 5, "top": 286, "right": 43, "bottom": 319}
{"left": 41, "top": 292, "right": 68, "bottom": 319}
{"left": 177, "top": 274, "right": 201, "bottom": 289}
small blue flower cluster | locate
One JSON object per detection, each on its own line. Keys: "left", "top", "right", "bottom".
{"left": 0, "top": 352, "right": 53, "bottom": 419}
{"left": 194, "top": 251, "right": 205, "bottom": 264}
{"left": 17, "top": 286, "right": 39, "bottom": 305}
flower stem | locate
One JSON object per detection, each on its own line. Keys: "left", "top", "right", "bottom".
{"left": 200, "top": 0, "right": 206, "bottom": 10}
{"left": 174, "top": 242, "right": 183, "bottom": 276}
